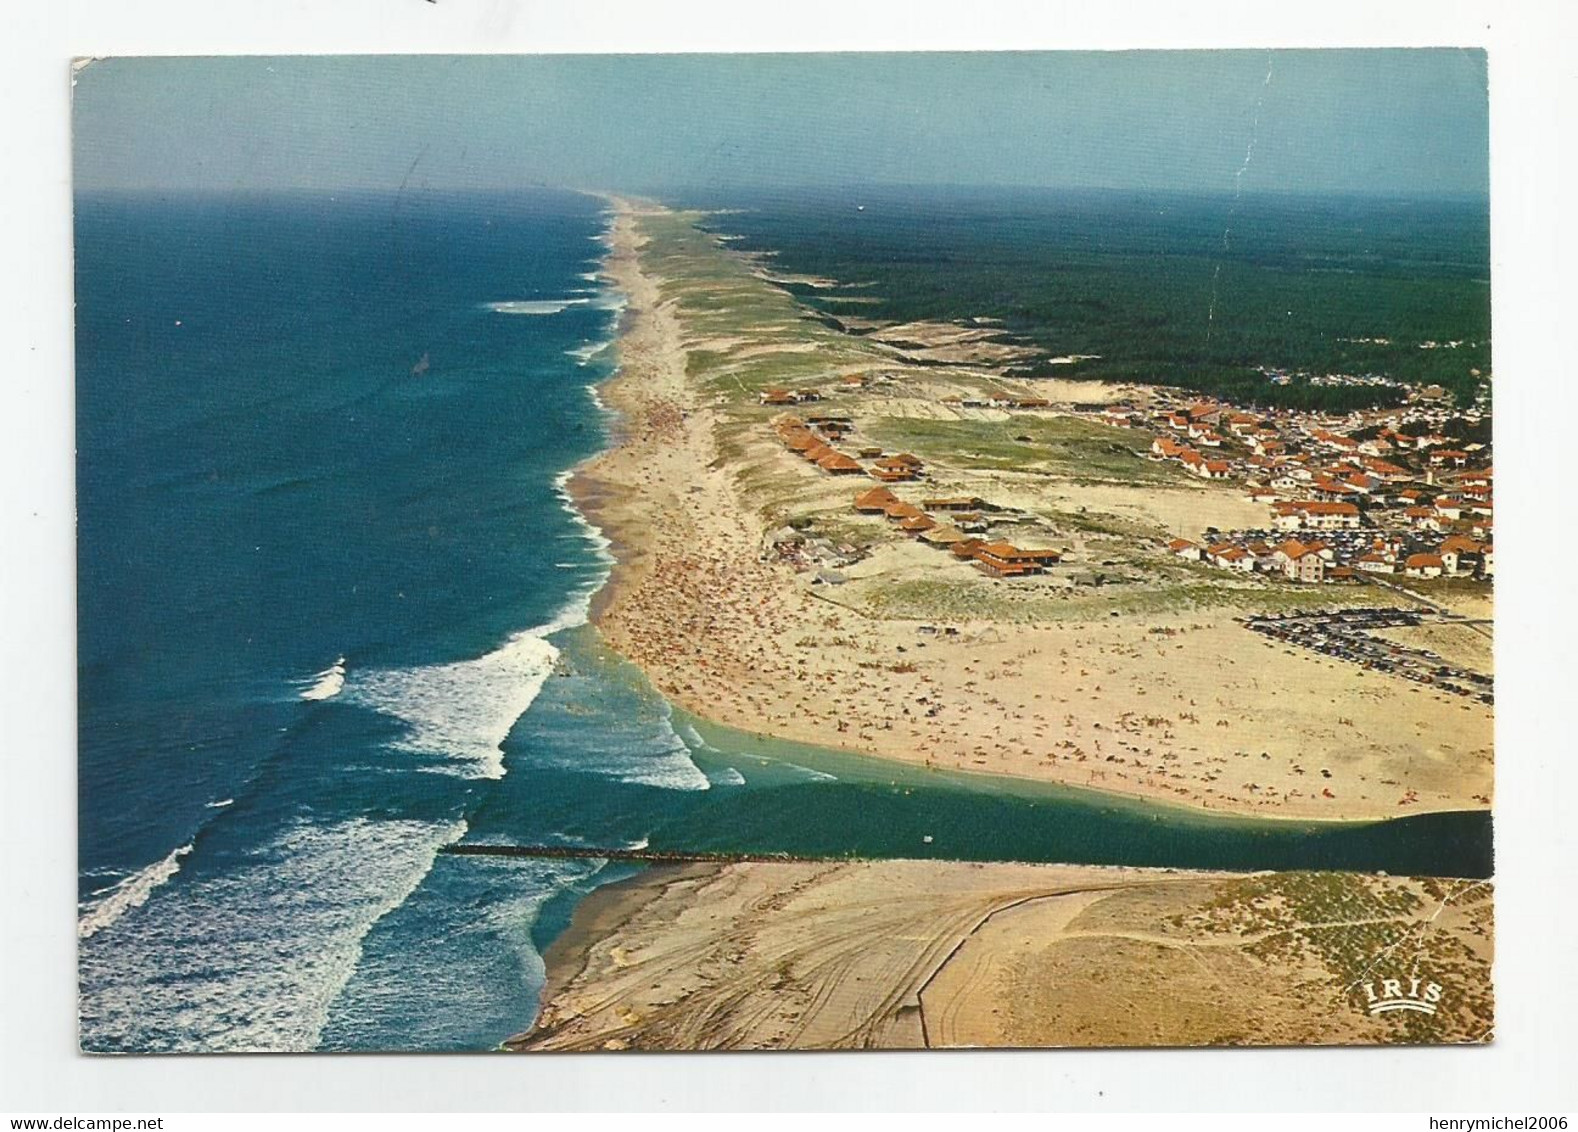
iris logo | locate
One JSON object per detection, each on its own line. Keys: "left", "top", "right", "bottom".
{"left": 1359, "top": 974, "right": 1444, "bottom": 1016}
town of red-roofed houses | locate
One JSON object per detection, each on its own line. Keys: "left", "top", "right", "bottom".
{"left": 1140, "top": 391, "right": 1492, "bottom": 586}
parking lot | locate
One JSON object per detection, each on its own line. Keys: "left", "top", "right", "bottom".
{"left": 1241, "top": 606, "right": 1493, "bottom": 704}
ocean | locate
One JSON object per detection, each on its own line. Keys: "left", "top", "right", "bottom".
{"left": 75, "top": 188, "right": 641, "bottom": 1052}
{"left": 75, "top": 188, "right": 1490, "bottom": 1054}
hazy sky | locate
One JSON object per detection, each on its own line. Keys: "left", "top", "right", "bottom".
{"left": 73, "top": 50, "right": 1488, "bottom": 196}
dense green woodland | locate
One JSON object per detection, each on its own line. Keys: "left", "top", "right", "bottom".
{"left": 681, "top": 188, "right": 1490, "bottom": 410}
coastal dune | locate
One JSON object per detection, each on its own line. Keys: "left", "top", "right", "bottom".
{"left": 512, "top": 858, "right": 1493, "bottom": 1051}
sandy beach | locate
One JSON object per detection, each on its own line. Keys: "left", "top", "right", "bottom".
{"left": 512, "top": 858, "right": 1493, "bottom": 1051}
{"left": 568, "top": 199, "right": 1491, "bottom": 823}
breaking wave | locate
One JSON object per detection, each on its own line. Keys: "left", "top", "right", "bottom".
{"left": 485, "top": 292, "right": 624, "bottom": 318}
{"left": 78, "top": 842, "right": 194, "bottom": 940}
{"left": 566, "top": 340, "right": 613, "bottom": 366}
{"left": 79, "top": 817, "right": 467, "bottom": 1053}
{"left": 299, "top": 658, "right": 346, "bottom": 701}
{"left": 342, "top": 633, "right": 558, "bottom": 781}
{"left": 485, "top": 298, "right": 591, "bottom": 316}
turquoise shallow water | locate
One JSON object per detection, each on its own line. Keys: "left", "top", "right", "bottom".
{"left": 75, "top": 188, "right": 1489, "bottom": 1054}
{"left": 509, "top": 628, "right": 1492, "bottom": 881}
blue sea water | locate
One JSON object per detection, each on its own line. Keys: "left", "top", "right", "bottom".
{"left": 76, "top": 188, "right": 641, "bottom": 1052}
{"left": 75, "top": 189, "right": 1490, "bottom": 1054}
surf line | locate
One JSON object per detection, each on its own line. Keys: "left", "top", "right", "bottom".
{"left": 441, "top": 844, "right": 857, "bottom": 865}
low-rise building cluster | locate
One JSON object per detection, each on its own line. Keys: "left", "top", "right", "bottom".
{"left": 773, "top": 414, "right": 927, "bottom": 481}
{"left": 938, "top": 394, "right": 1052, "bottom": 411}
{"left": 1099, "top": 391, "right": 1494, "bottom": 586}
{"left": 1168, "top": 526, "right": 1491, "bottom": 584}
{"left": 854, "top": 487, "right": 1063, "bottom": 578}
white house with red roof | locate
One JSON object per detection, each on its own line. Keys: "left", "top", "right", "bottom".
{"left": 1271, "top": 500, "right": 1362, "bottom": 531}
{"left": 1404, "top": 553, "right": 1445, "bottom": 578}
{"left": 1208, "top": 543, "right": 1257, "bottom": 572}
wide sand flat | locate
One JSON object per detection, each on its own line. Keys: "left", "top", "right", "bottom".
{"left": 513, "top": 859, "right": 1492, "bottom": 1051}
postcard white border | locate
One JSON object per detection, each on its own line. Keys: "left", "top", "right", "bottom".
{"left": 2, "top": 0, "right": 1572, "bottom": 1114}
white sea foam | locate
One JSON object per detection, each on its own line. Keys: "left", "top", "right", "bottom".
{"left": 339, "top": 410, "right": 699, "bottom": 791}
{"left": 343, "top": 633, "right": 558, "bottom": 781}
{"left": 530, "top": 678, "right": 712, "bottom": 792}
{"left": 615, "top": 730, "right": 713, "bottom": 790}
{"left": 543, "top": 474, "right": 710, "bottom": 792}
{"left": 315, "top": 854, "right": 613, "bottom": 1051}
{"left": 565, "top": 339, "right": 613, "bottom": 366}
{"left": 551, "top": 469, "right": 615, "bottom": 575}
{"left": 334, "top": 474, "right": 614, "bottom": 782}
{"left": 486, "top": 293, "right": 624, "bottom": 318}
{"left": 780, "top": 762, "right": 839, "bottom": 784}
{"left": 556, "top": 733, "right": 712, "bottom": 791}
{"left": 206, "top": 798, "right": 234, "bottom": 809}
{"left": 676, "top": 722, "right": 724, "bottom": 757}
{"left": 78, "top": 816, "right": 466, "bottom": 1053}
{"left": 78, "top": 841, "right": 194, "bottom": 940}
{"left": 710, "top": 766, "right": 747, "bottom": 787}
{"left": 484, "top": 299, "right": 591, "bottom": 316}
{"left": 300, "top": 657, "right": 346, "bottom": 701}
{"left": 631, "top": 699, "right": 712, "bottom": 790}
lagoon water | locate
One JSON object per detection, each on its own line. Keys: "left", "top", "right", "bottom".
{"left": 75, "top": 189, "right": 1489, "bottom": 1053}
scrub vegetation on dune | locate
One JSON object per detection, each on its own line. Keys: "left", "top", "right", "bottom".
{"left": 684, "top": 188, "right": 1491, "bottom": 410}
{"left": 868, "top": 415, "right": 1173, "bottom": 483}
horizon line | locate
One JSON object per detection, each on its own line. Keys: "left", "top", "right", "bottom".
{"left": 73, "top": 183, "right": 1492, "bottom": 202}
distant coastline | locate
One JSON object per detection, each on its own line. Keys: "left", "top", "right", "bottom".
{"left": 560, "top": 196, "right": 1491, "bottom": 825}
